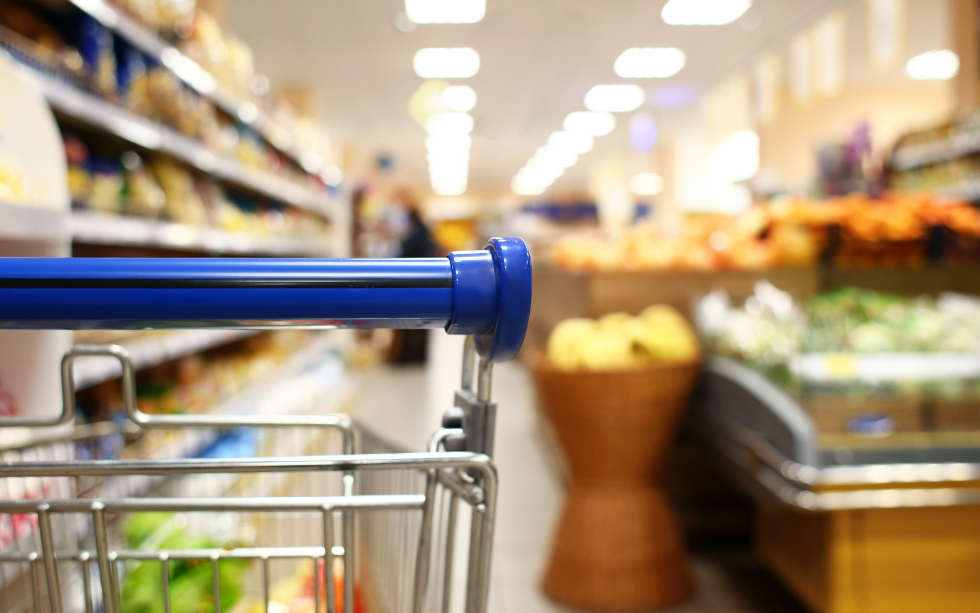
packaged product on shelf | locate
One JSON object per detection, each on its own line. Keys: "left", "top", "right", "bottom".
{"left": 109, "top": 0, "right": 162, "bottom": 32}
{"left": 235, "top": 127, "right": 266, "bottom": 169}
{"left": 114, "top": 37, "right": 150, "bottom": 111}
{"left": 75, "top": 14, "right": 117, "bottom": 97}
{"left": 87, "top": 156, "right": 124, "bottom": 213}
{"left": 149, "top": 157, "right": 207, "bottom": 225}
{"left": 0, "top": 0, "right": 85, "bottom": 78}
{"left": 121, "top": 150, "right": 166, "bottom": 218}
{"left": 156, "top": 0, "right": 196, "bottom": 37}
{"left": 197, "top": 178, "right": 246, "bottom": 231}
{"left": 63, "top": 134, "right": 91, "bottom": 204}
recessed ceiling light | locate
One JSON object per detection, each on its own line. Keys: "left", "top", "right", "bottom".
{"left": 414, "top": 48, "right": 480, "bottom": 79}
{"left": 662, "top": 0, "right": 752, "bottom": 26}
{"left": 426, "top": 133, "right": 472, "bottom": 152}
{"left": 906, "top": 50, "right": 960, "bottom": 80}
{"left": 406, "top": 0, "right": 485, "bottom": 24}
{"left": 512, "top": 175, "right": 550, "bottom": 196}
{"left": 433, "top": 182, "right": 467, "bottom": 196}
{"left": 547, "top": 131, "right": 595, "bottom": 154}
{"left": 425, "top": 112, "right": 475, "bottom": 135}
{"left": 629, "top": 173, "right": 664, "bottom": 196}
{"left": 563, "top": 111, "right": 617, "bottom": 136}
{"left": 615, "top": 48, "right": 686, "bottom": 78}
{"left": 584, "top": 85, "right": 646, "bottom": 112}
{"left": 535, "top": 146, "right": 578, "bottom": 168}
{"left": 442, "top": 85, "right": 477, "bottom": 112}
{"left": 524, "top": 161, "right": 564, "bottom": 180}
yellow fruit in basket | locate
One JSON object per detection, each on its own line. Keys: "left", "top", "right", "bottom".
{"left": 580, "top": 327, "right": 636, "bottom": 371}
{"left": 639, "top": 305, "right": 688, "bottom": 330}
{"left": 598, "top": 312, "right": 634, "bottom": 331}
{"left": 631, "top": 321, "right": 700, "bottom": 364}
{"left": 634, "top": 306, "right": 700, "bottom": 363}
{"left": 548, "top": 318, "right": 596, "bottom": 370}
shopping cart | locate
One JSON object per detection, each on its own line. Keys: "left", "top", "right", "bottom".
{"left": 0, "top": 237, "right": 532, "bottom": 613}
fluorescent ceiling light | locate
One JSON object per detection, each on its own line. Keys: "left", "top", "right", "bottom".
{"left": 906, "top": 50, "right": 960, "bottom": 80}
{"left": 406, "top": 0, "right": 485, "bottom": 24}
{"left": 535, "top": 146, "right": 578, "bottom": 168}
{"left": 524, "top": 162, "right": 564, "bottom": 180}
{"left": 442, "top": 85, "right": 477, "bottom": 112}
{"left": 584, "top": 85, "right": 646, "bottom": 112}
{"left": 614, "top": 48, "right": 686, "bottom": 78}
{"left": 629, "top": 173, "right": 664, "bottom": 196}
{"left": 547, "top": 131, "right": 594, "bottom": 154}
{"left": 414, "top": 48, "right": 480, "bottom": 79}
{"left": 563, "top": 111, "right": 616, "bottom": 136}
{"left": 512, "top": 175, "right": 550, "bottom": 196}
{"left": 426, "top": 133, "right": 472, "bottom": 152}
{"left": 433, "top": 183, "right": 467, "bottom": 196}
{"left": 425, "top": 112, "right": 475, "bottom": 135}
{"left": 662, "top": 0, "right": 752, "bottom": 26}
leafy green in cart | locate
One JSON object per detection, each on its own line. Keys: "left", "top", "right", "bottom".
{"left": 120, "top": 512, "right": 248, "bottom": 613}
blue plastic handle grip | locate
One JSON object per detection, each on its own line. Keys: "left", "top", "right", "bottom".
{"left": 0, "top": 237, "right": 532, "bottom": 362}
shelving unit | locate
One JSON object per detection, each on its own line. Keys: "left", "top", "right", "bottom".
{"left": 71, "top": 210, "right": 331, "bottom": 256}
{"left": 61, "top": 0, "right": 321, "bottom": 172}
{"left": 71, "top": 329, "right": 262, "bottom": 389}
{"left": 893, "top": 131, "right": 980, "bottom": 171}
{"left": 34, "top": 72, "right": 332, "bottom": 218}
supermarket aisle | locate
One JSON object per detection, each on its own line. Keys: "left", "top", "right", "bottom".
{"left": 349, "top": 332, "right": 805, "bottom": 613}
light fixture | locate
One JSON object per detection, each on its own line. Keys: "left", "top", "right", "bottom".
{"left": 512, "top": 175, "right": 550, "bottom": 196}
{"left": 413, "top": 48, "right": 480, "bottom": 79}
{"left": 614, "top": 48, "right": 686, "bottom": 78}
{"left": 524, "top": 161, "right": 564, "bottom": 180}
{"left": 629, "top": 173, "right": 664, "bottom": 196}
{"left": 406, "top": 0, "right": 485, "bottom": 24}
{"left": 661, "top": 0, "right": 752, "bottom": 26}
{"left": 563, "top": 111, "right": 617, "bottom": 136}
{"left": 426, "top": 133, "right": 472, "bottom": 152}
{"left": 906, "top": 50, "right": 960, "bottom": 80}
{"left": 433, "top": 182, "right": 467, "bottom": 196}
{"left": 547, "top": 131, "right": 594, "bottom": 154}
{"left": 425, "top": 112, "right": 475, "bottom": 135}
{"left": 442, "top": 85, "right": 477, "bottom": 112}
{"left": 584, "top": 85, "right": 646, "bottom": 112}
{"left": 535, "top": 145, "right": 578, "bottom": 168}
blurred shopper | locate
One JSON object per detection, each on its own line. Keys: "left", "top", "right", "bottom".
{"left": 391, "top": 191, "right": 435, "bottom": 364}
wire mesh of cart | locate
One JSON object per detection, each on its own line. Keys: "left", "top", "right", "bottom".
{"left": 0, "top": 237, "right": 533, "bottom": 613}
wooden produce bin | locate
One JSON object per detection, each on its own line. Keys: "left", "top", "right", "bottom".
{"left": 757, "top": 501, "right": 980, "bottom": 613}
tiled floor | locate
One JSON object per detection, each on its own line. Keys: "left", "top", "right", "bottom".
{"left": 349, "top": 332, "right": 807, "bottom": 613}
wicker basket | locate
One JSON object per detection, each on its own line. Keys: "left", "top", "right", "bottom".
{"left": 532, "top": 358, "right": 701, "bottom": 610}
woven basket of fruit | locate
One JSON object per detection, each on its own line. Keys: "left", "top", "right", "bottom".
{"left": 532, "top": 307, "right": 701, "bottom": 610}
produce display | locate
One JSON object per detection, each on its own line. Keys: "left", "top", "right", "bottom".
{"left": 242, "top": 557, "right": 365, "bottom": 613}
{"left": 697, "top": 285, "right": 980, "bottom": 435}
{"left": 0, "top": 1, "right": 329, "bottom": 193}
{"left": 699, "top": 286, "right": 980, "bottom": 363}
{"left": 547, "top": 193, "right": 979, "bottom": 271}
{"left": 121, "top": 512, "right": 248, "bottom": 613}
{"left": 65, "top": 133, "right": 331, "bottom": 239}
{"left": 547, "top": 306, "right": 700, "bottom": 371}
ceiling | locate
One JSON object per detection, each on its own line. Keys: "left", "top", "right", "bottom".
{"left": 226, "top": 0, "right": 845, "bottom": 197}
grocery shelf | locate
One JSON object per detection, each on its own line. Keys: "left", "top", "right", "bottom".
{"left": 31, "top": 70, "right": 332, "bottom": 219}
{"left": 62, "top": 0, "right": 321, "bottom": 173}
{"left": 893, "top": 131, "right": 980, "bottom": 171}
{"left": 70, "top": 210, "right": 331, "bottom": 256}
{"left": 0, "top": 201, "right": 68, "bottom": 243}
{"left": 72, "top": 329, "right": 262, "bottom": 389}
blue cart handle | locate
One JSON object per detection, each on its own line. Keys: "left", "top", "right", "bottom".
{"left": 0, "top": 237, "right": 532, "bottom": 362}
